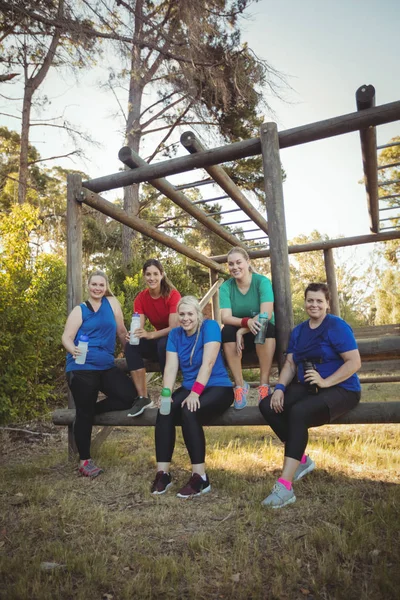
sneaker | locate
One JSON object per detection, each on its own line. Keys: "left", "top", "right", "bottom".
{"left": 261, "top": 481, "right": 296, "bottom": 509}
{"left": 127, "top": 396, "right": 153, "bottom": 417}
{"left": 79, "top": 459, "right": 103, "bottom": 479}
{"left": 176, "top": 473, "right": 211, "bottom": 498}
{"left": 293, "top": 456, "right": 315, "bottom": 482}
{"left": 257, "top": 384, "right": 271, "bottom": 404}
{"left": 151, "top": 471, "right": 172, "bottom": 495}
{"left": 234, "top": 381, "right": 250, "bottom": 410}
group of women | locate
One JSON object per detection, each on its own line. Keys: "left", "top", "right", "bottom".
{"left": 62, "top": 247, "right": 361, "bottom": 507}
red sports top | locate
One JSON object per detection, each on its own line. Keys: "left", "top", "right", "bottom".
{"left": 134, "top": 288, "right": 181, "bottom": 331}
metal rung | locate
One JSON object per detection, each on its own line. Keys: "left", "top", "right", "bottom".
{"left": 379, "top": 205, "right": 400, "bottom": 212}
{"left": 175, "top": 179, "right": 214, "bottom": 190}
{"left": 245, "top": 235, "right": 268, "bottom": 241}
{"left": 379, "top": 216, "right": 400, "bottom": 223}
{"left": 380, "top": 226, "right": 400, "bottom": 231}
{"left": 379, "top": 193, "right": 400, "bottom": 201}
{"left": 192, "top": 195, "right": 229, "bottom": 205}
{"left": 207, "top": 208, "right": 241, "bottom": 217}
{"left": 378, "top": 161, "right": 400, "bottom": 170}
{"left": 223, "top": 218, "right": 253, "bottom": 226}
{"left": 377, "top": 141, "right": 400, "bottom": 150}
{"left": 239, "top": 228, "right": 261, "bottom": 234}
{"left": 378, "top": 179, "right": 400, "bottom": 187}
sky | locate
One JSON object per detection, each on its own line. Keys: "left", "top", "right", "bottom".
{"left": 2, "top": 0, "right": 400, "bottom": 257}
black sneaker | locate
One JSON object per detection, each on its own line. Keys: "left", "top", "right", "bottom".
{"left": 151, "top": 471, "right": 172, "bottom": 495}
{"left": 176, "top": 473, "right": 211, "bottom": 498}
{"left": 127, "top": 396, "right": 153, "bottom": 417}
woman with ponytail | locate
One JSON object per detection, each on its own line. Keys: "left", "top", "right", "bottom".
{"left": 151, "top": 296, "right": 233, "bottom": 498}
{"left": 125, "top": 259, "right": 181, "bottom": 412}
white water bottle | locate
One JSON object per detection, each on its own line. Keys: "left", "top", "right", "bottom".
{"left": 129, "top": 313, "right": 141, "bottom": 345}
{"left": 160, "top": 387, "right": 172, "bottom": 415}
{"left": 75, "top": 335, "right": 89, "bottom": 365}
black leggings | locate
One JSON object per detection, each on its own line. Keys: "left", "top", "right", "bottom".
{"left": 259, "top": 383, "right": 360, "bottom": 461}
{"left": 155, "top": 386, "right": 234, "bottom": 465}
{"left": 67, "top": 368, "right": 136, "bottom": 460}
{"left": 125, "top": 336, "right": 168, "bottom": 374}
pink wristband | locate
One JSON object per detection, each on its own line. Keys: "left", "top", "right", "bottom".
{"left": 241, "top": 317, "right": 250, "bottom": 328}
{"left": 191, "top": 381, "right": 205, "bottom": 395}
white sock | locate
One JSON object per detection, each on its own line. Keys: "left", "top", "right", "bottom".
{"left": 200, "top": 473, "right": 207, "bottom": 481}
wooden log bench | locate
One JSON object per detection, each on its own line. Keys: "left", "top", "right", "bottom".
{"left": 53, "top": 328, "right": 400, "bottom": 453}
{"left": 53, "top": 402, "right": 400, "bottom": 427}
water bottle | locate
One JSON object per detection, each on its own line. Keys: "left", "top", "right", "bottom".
{"left": 75, "top": 335, "right": 89, "bottom": 364}
{"left": 254, "top": 312, "right": 269, "bottom": 344}
{"left": 129, "top": 313, "right": 141, "bottom": 345}
{"left": 160, "top": 387, "right": 172, "bottom": 415}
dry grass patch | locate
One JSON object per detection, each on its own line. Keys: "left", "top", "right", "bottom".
{"left": 1, "top": 384, "right": 399, "bottom": 599}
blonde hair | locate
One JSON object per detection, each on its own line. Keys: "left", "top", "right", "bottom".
{"left": 227, "top": 246, "right": 253, "bottom": 273}
{"left": 87, "top": 270, "right": 113, "bottom": 297}
{"left": 177, "top": 296, "right": 204, "bottom": 365}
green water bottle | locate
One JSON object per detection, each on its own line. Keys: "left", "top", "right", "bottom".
{"left": 160, "top": 387, "right": 172, "bottom": 415}
{"left": 254, "top": 312, "right": 269, "bottom": 344}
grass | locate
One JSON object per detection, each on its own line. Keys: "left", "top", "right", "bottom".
{"left": 0, "top": 382, "right": 399, "bottom": 599}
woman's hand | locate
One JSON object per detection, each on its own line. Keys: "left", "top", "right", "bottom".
{"left": 247, "top": 317, "right": 261, "bottom": 336}
{"left": 134, "top": 328, "right": 153, "bottom": 340}
{"left": 236, "top": 329, "right": 245, "bottom": 355}
{"left": 304, "top": 368, "right": 326, "bottom": 388}
{"left": 182, "top": 392, "right": 201, "bottom": 412}
{"left": 270, "top": 389, "right": 284, "bottom": 413}
{"left": 72, "top": 346, "right": 85, "bottom": 360}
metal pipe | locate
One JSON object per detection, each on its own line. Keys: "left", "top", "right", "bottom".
{"left": 379, "top": 194, "right": 400, "bottom": 201}
{"left": 378, "top": 178, "right": 400, "bottom": 187}
{"left": 207, "top": 208, "right": 241, "bottom": 217}
{"left": 175, "top": 178, "right": 213, "bottom": 190}
{"left": 223, "top": 218, "right": 252, "bottom": 226}
{"left": 378, "top": 161, "right": 400, "bottom": 170}
{"left": 377, "top": 141, "right": 400, "bottom": 150}
{"left": 192, "top": 195, "right": 229, "bottom": 204}
{"left": 82, "top": 101, "right": 400, "bottom": 192}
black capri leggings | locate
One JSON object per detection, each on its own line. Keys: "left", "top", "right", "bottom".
{"left": 125, "top": 336, "right": 168, "bottom": 374}
{"left": 155, "top": 386, "right": 234, "bottom": 464}
{"left": 221, "top": 323, "right": 276, "bottom": 347}
{"left": 259, "top": 383, "right": 360, "bottom": 461}
{"left": 67, "top": 368, "right": 136, "bottom": 460}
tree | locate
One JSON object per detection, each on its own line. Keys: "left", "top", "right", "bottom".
{"left": 0, "top": 0, "right": 97, "bottom": 204}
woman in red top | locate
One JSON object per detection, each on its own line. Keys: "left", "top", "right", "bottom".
{"left": 125, "top": 259, "right": 181, "bottom": 407}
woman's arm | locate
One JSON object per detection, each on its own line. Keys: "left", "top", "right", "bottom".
{"left": 270, "top": 353, "right": 297, "bottom": 413}
{"left": 304, "top": 349, "right": 361, "bottom": 389}
{"left": 162, "top": 351, "right": 179, "bottom": 391}
{"left": 138, "top": 312, "right": 179, "bottom": 340}
{"left": 182, "top": 341, "right": 220, "bottom": 412}
{"left": 61, "top": 306, "right": 83, "bottom": 356}
{"left": 108, "top": 297, "right": 129, "bottom": 347}
{"left": 221, "top": 308, "right": 261, "bottom": 336}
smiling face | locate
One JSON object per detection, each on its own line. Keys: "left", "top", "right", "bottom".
{"left": 305, "top": 290, "right": 329, "bottom": 322}
{"left": 144, "top": 265, "right": 163, "bottom": 294}
{"left": 227, "top": 252, "right": 250, "bottom": 280}
{"left": 178, "top": 303, "right": 199, "bottom": 336}
{"left": 88, "top": 275, "right": 107, "bottom": 301}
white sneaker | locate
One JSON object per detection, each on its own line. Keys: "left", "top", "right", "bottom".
{"left": 293, "top": 456, "right": 315, "bottom": 482}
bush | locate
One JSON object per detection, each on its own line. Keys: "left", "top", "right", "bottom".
{"left": 0, "top": 205, "right": 66, "bottom": 423}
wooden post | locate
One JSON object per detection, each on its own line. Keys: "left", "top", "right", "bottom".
{"left": 356, "top": 85, "right": 379, "bottom": 233}
{"left": 209, "top": 269, "right": 221, "bottom": 324}
{"left": 260, "top": 123, "right": 293, "bottom": 370}
{"left": 323, "top": 248, "right": 340, "bottom": 316}
{"left": 66, "top": 174, "right": 83, "bottom": 458}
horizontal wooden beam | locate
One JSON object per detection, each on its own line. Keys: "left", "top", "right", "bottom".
{"left": 52, "top": 402, "right": 400, "bottom": 426}
{"left": 80, "top": 189, "right": 226, "bottom": 274}
{"left": 210, "top": 230, "right": 400, "bottom": 262}
{"left": 82, "top": 101, "right": 400, "bottom": 193}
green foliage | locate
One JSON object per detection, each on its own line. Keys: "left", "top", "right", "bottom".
{"left": 378, "top": 137, "right": 400, "bottom": 265}
{"left": 0, "top": 205, "right": 66, "bottom": 423}
{"left": 374, "top": 269, "right": 400, "bottom": 325}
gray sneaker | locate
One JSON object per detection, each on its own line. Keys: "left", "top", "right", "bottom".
{"left": 293, "top": 456, "right": 315, "bottom": 482}
{"left": 127, "top": 396, "right": 153, "bottom": 417}
{"left": 261, "top": 481, "right": 296, "bottom": 509}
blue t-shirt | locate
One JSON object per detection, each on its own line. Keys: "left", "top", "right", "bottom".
{"left": 66, "top": 297, "right": 116, "bottom": 372}
{"left": 166, "top": 319, "right": 232, "bottom": 389}
{"left": 287, "top": 314, "right": 361, "bottom": 392}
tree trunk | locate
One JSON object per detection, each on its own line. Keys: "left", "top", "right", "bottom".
{"left": 18, "top": 84, "right": 34, "bottom": 204}
{"left": 122, "top": 0, "right": 144, "bottom": 271}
